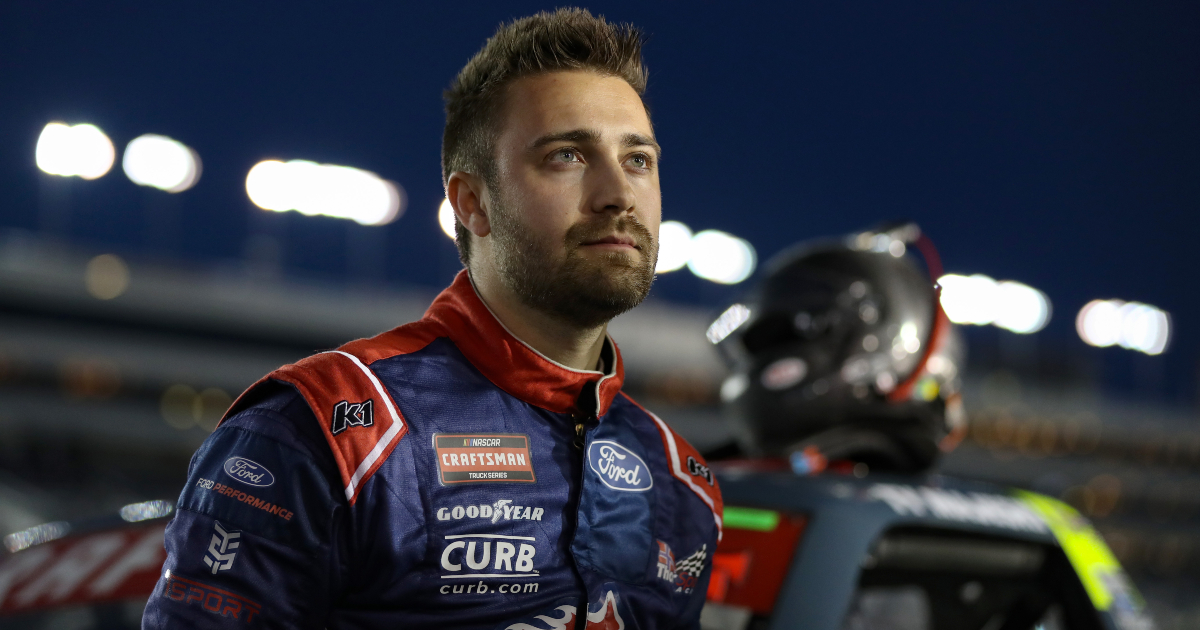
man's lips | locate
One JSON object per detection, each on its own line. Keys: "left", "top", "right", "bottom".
{"left": 581, "top": 235, "right": 639, "bottom": 249}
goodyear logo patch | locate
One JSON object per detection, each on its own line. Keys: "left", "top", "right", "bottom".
{"left": 434, "top": 434, "right": 536, "bottom": 484}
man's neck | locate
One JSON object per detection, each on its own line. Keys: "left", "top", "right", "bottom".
{"left": 469, "top": 270, "right": 608, "bottom": 372}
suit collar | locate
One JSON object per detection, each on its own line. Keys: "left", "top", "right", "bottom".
{"left": 423, "top": 270, "right": 625, "bottom": 416}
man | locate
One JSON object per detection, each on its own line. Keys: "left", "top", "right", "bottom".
{"left": 143, "top": 8, "right": 722, "bottom": 629}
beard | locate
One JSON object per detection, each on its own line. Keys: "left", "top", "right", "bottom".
{"left": 488, "top": 191, "right": 657, "bottom": 330}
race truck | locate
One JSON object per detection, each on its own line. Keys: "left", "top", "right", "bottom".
{"left": 700, "top": 467, "right": 1154, "bottom": 630}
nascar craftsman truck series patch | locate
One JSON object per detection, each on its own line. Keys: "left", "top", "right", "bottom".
{"left": 434, "top": 434, "right": 536, "bottom": 484}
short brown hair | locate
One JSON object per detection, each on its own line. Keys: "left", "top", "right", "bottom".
{"left": 442, "top": 7, "right": 648, "bottom": 265}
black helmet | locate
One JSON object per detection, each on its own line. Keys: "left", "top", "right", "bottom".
{"left": 710, "top": 223, "right": 965, "bottom": 473}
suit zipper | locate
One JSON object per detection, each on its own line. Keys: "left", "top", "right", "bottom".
{"left": 573, "top": 413, "right": 596, "bottom": 450}
{"left": 569, "top": 384, "right": 600, "bottom": 628}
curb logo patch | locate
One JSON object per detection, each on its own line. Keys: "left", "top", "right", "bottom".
{"left": 439, "top": 533, "right": 539, "bottom": 577}
{"left": 434, "top": 434, "right": 536, "bottom": 484}
{"left": 203, "top": 522, "right": 240, "bottom": 574}
{"left": 331, "top": 400, "right": 374, "bottom": 435}
{"left": 588, "top": 440, "right": 653, "bottom": 492}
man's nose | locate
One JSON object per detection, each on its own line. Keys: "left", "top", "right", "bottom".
{"left": 586, "top": 155, "right": 637, "bottom": 215}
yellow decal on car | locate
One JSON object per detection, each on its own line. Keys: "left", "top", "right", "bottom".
{"left": 1016, "top": 491, "right": 1133, "bottom": 612}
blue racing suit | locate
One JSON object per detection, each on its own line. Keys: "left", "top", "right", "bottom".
{"left": 142, "top": 270, "right": 723, "bottom": 629}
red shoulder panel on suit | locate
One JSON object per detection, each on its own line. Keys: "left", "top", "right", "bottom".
{"left": 269, "top": 349, "right": 411, "bottom": 505}
{"left": 622, "top": 393, "right": 725, "bottom": 538}
{"left": 218, "top": 321, "right": 442, "bottom": 505}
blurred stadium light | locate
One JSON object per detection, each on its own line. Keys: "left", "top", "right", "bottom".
{"left": 1076, "top": 299, "right": 1170, "bottom": 355}
{"left": 245, "top": 160, "right": 404, "bottom": 226}
{"left": 938, "top": 273, "right": 1051, "bottom": 334}
{"left": 84, "top": 254, "right": 130, "bottom": 300}
{"left": 121, "top": 134, "right": 201, "bottom": 192}
{"left": 438, "top": 198, "right": 456, "bottom": 239}
{"left": 118, "top": 500, "right": 173, "bottom": 523}
{"left": 655, "top": 220, "right": 693, "bottom": 273}
{"left": 35, "top": 122, "right": 115, "bottom": 179}
{"left": 687, "top": 229, "right": 756, "bottom": 284}
{"left": 3, "top": 521, "right": 70, "bottom": 553}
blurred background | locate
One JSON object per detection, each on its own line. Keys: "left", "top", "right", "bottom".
{"left": 0, "top": 1, "right": 1198, "bottom": 627}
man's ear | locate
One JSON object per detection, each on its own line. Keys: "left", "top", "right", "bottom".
{"left": 446, "top": 172, "right": 492, "bottom": 238}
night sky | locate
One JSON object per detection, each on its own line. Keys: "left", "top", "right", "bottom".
{"left": 2, "top": 2, "right": 1198, "bottom": 403}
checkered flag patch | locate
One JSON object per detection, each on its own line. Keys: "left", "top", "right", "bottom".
{"left": 674, "top": 544, "right": 707, "bottom": 577}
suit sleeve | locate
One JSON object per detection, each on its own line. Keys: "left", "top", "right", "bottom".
{"left": 142, "top": 382, "right": 347, "bottom": 629}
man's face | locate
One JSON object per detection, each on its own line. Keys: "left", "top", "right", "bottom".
{"left": 484, "top": 70, "right": 661, "bottom": 329}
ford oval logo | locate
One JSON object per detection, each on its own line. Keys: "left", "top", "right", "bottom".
{"left": 223, "top": 456, "right": 275, "bottom": 487}
{"left": 587, "top": 440, "right": 653, "bottom": 492}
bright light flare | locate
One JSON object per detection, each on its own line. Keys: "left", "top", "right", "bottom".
{"left": 438, "top": 198, "right": 456, "bottom": 239}
{"left": 700, "top": 301, "right": 748, "bottom": 343}
{"left": 246, "top": 160, "right": 404, "bottom": 226}
{"left": 3, "top": 521, "right": 70, "bottom": 553}
{"left": 688, "top": 230, "right": 756, "bottom": 284}
{"left": 938, "top": 274, "right": 1050, "bottom": 334}
{"left": 707, "top": 303, "right": 752, "bottom": 344}
{"left": 1077, "top": 299, "right": 1169, "bottom": 355}
{"left": 993, "top": 281, "right": 1051, "bottom": 334}
{"left": 655, "top": 221, "right": 693, "bottom": 273}
{"left": 119, "top": 500, "right": 174, "bottom": 523}
{"left": 36, "top": 122, "right": 115, "bottom": 179}
{"left": 938, "top": 274, "right": 998, "bottom": 325}
{"left": 122, "top": 134, "right": 201, "bottom": 192}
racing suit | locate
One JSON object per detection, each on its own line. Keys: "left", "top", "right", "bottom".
{"left": 142, "top": 270, "right": 723, "bottom": 629}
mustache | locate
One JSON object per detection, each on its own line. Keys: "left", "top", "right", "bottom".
{"left": 565, "top": 216, "right": 655, "bottom": 250}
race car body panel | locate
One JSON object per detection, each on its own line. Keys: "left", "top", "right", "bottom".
{"left": 708, "top": 470, "right": 1154, "bottom": 630}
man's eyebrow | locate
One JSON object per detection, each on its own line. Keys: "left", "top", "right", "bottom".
{"left": 622, "top": 133, "right": 661, "bottom": 158}
{"left": 530, "top": 129, "right": 601, "bottom": 149}
{"left": 529, "top": 129, "right": 661, "bottom": 158}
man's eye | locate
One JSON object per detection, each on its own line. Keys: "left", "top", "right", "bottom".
{"left": 627, "top": 154, "right": 651, "bottom": 169}
{"left": 550, "top": 149, "right": 580, "bottom": 163}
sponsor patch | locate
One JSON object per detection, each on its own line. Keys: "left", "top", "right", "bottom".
{"left": 222, "top": 457, "right": 274, "bottom": 488}
{"left": 203, "top": 522, "right": 240, "bottom": 574}
{"left": 656, "top": 540, "right": 707, "bottom": 595}
{"left": 436, "top": 499, "right": 543, "bottom": 523}
{"left": 434, "top": 434, "right": 535, "bottom": 484}
{"left": 686, "top": 456, "right": 713, "bottom": 486}
{"left": 439, "top": 580, "right": 540, "bottom": 596}
{"left": 439, "top": 533, "right": 539, "bottom": 579}
{"left": 163, "top": 571, "right": 261, "bottom": 622}
{"left": 656, "top": 541, "right": 676, "bottom": 581}
{"left": 331, "top": 399, "right": 374, "bottom": 435}
{"left": 196, "top": 478, "right": 294, "bottom": 522}
{"left": 588, "top": 440, "right": 652, "bottom": 492}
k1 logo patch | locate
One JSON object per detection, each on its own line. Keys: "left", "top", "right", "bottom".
{"left": 433, "top": 434, "right": 536, "bottom": 484}
{"left": 588, "top": 440, "right": 653, "bottom": 492}
{"left": 686, "top": 456, "right": 714, "bottom": 486}
{"left": 331, "top": 400, "right": 374, "bottom": 435}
